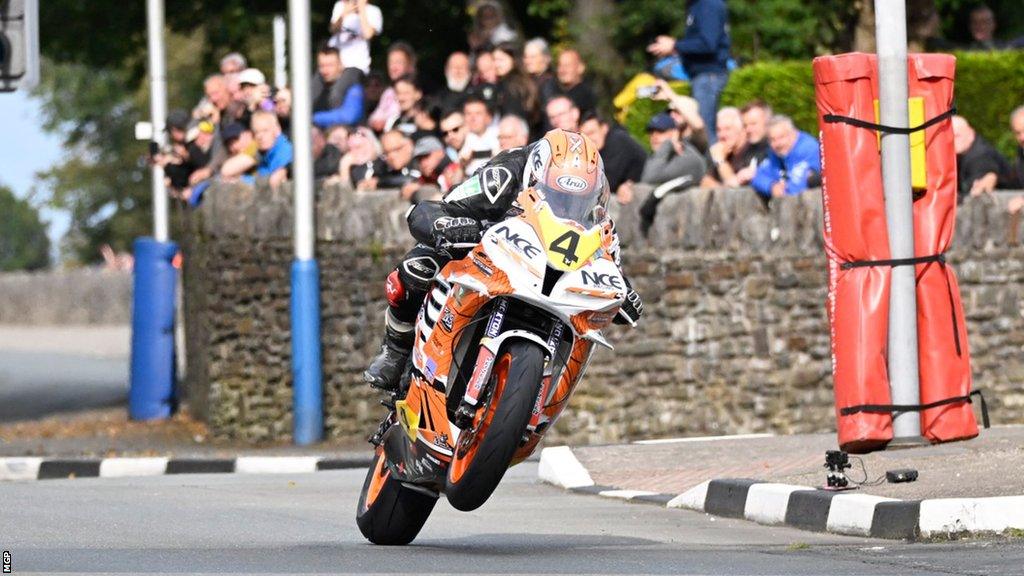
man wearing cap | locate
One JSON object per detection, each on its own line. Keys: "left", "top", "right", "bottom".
{"left": 403, "top": 136, "right": 462, "bottom": 202}
{"left": 156, "top": 109, "right": 197, "bottom": 192}
{"left": 646, "top": 112, "right": 677, "bottom": 152}
{"left": 639, "top": 111, "right": 708, "bottom": 234}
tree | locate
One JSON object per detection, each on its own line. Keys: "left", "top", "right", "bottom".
{"left": 0, "top": 185, "right": 50, "bottom": 272}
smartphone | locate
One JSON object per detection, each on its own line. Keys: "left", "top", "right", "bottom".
{"left": 636, "top": 85, "right": 659, "bottom": 99}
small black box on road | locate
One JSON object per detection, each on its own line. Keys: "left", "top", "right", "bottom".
{"left": 886, "top": 468, "right": 918, "bottom": 483}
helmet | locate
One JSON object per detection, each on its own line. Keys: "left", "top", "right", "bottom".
{"left": 523, "top": 129, "right": 609, "bottom": 227}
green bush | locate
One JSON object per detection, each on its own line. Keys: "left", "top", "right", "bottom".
{"left": 622, "top": 51, "right": 1024, "bottom": 158}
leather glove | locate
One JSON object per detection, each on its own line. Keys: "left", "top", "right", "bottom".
{"left": 614, "top": 288, "right": 643, "bottom": 327}
{"left": 432, "top": 216, "right": 481, "bottom": 249}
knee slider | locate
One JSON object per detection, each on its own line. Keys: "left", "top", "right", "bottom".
{"left": 398, "top": 254, "right": 440, "bottom": 294}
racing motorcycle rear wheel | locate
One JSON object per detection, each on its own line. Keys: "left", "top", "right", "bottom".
{"left": 356, "top": 444, "right": 438, "bottom": 545}
{"left": 445, "top": 341, "right": 545, "bottom": 511}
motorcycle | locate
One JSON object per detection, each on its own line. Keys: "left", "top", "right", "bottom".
{"left": 356, "top": 186, "right": 627, "bottom": 545}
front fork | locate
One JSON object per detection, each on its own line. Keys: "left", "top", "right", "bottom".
{"left": 452, "top": 299, "right": 565, "bottom": 431}
{"left": 453, "top": 299, "right": 509, "bottom": 428}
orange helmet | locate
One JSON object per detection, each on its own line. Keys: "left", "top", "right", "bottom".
{"left": 523, "top": 129, "right": 610, "bottom": 226}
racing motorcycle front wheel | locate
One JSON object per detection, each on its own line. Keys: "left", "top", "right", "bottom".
{"left": 356, "top": 444, "right": 438, "bottom": 545}
{"left": 445, "top": 340, "right": 546, "bottom": 511}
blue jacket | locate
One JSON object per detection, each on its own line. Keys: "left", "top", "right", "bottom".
{"left": 751, "top": 131, "right": 821, "bottom": 198}
{"left": 258, "top": 134, "right": 294, "bottom": 178}
{"left": 674, "top": 0, "right": 731, "bottom": 77}
{"left": 312, "top": 83, "right": 365, "bottom": 128}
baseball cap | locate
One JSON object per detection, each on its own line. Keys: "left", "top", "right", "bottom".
{"left": 238, "top": 68, "right": 266, "bottom": 86}
{"left": 413, "top": 136, "right": 444, "bottom": 158}
{"left": 166, "top": 109, "right": 190, "bottom": 132}
{"left": 646, "top": 112, "right": 677, "bottom": 133}
{"left": 220, "top": 122, "right": 246, "bottom": 142}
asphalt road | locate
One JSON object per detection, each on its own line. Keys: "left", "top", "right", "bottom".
{"left": 2, "top": 462, "right": 1022, "bottom": 575}
{"left": 0, "top": 350, "right": 127, "bottom": 422}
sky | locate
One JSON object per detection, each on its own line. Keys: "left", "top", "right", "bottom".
{"left": 0, "top": 89, "right": 70, "bottom": 252}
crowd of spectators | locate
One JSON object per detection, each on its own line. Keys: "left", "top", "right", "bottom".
{"left": 152, "top": 0, "right": 1024, "bottom": 233}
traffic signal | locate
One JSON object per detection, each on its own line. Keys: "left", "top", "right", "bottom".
{"left": 1, "top": 0, "right": 39, "bottom": 92}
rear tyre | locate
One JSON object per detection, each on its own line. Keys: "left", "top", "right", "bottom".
{"left": 445, "top": 341, "right": 545, "bottom": 511}
{"left": 356, "top": 444, "right": 437, "bottom": 545}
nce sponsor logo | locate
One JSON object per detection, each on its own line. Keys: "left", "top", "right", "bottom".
{"left": 581, "top": 270, "right": 623, "bottom": 290}
{"left": 492, "top": 225, "right": 541, "bottom": 259}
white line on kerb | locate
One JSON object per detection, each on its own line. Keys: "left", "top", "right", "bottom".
{"left": 634, "top": 433, "right": 775, "bottom": 445}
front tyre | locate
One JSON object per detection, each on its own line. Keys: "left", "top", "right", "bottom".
{"left": 445, "top": 341, "right": 545, "bottom": 511}
{"left": 356, "top": 444, "right": 437, "bottom": 545}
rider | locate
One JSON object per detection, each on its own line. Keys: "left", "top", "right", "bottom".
{"left": 364, "top": 128, "right": 644, "bottom": 391}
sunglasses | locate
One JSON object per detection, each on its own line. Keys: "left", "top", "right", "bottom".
{"left": 442, "top": 125, "right": 464, "bottom": 136}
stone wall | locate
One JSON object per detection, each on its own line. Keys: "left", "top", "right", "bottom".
{"left": 181, "top": 181, "right": 1024, "bottom": 444}
{"left": 0, "top": 269, "right": 131, "bottom": 325}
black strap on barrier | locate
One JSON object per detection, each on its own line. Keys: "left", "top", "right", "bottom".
{"left": 823, "top": 106, "right": 956, "bottom": 135}
{"left": 840, "top": 252, "right": 962, "bottom": 356}
{"left": 840, "top": 389, "right": 990, "bottom": 429}
{"left": 840, "top": 252, "right": 945, "bottom": 271}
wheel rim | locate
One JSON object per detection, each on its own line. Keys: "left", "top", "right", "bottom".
{"left": 363, "top": 448, "right": 390, "bottom": 511}
{"left": 448, "top": 353, "right": 511, "bottom": 484}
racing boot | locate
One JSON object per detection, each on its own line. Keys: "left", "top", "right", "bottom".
{"left": 363, "top": 310, "right": 416, "bottom": 392}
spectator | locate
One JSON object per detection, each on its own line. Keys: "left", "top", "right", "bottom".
{"left": 238, "top": 68, "right": 274, "bottom": 127}
{"left": 440, "top": 109, "right": 468, "bottom": 163}
{"left": 645, "top": 112, "right": 678, "bottom": 152}
{"left": 460, "top": 96, "right": 499, "bottom": 175}
{"left": 312, "top": 126, "right": 343, "bottom": 181}
{"left": 218, "top": 123, "right": 260, "bottom": 184}
{"left": 329, "top": 0, "right": 383, "bottom": 82}
{"left": 377, "top": 129, "right": 420, "bottom": 189}
{"left": 741, "top": 100, "right": 772, "bottom": 161}
{"left": 641, "top": 118, "right": 707, "bottom": 190}
{"left": 385, "top": 74, "right": 424, "bottom": 136}
{"left": 497, "top": 115, "right": 529, "bottom": 151}
{"left": 404, "top": 136, "right": 462, "bottom": 201}
{"left": 437, "top": 52, "right": 472, "bottom": 112}
{"left": 468, "top": 0, "right": 519, "bottom": 52}
{"left": 523, "top": 37, "right": 557, "bottom": 105}
{"left": 554, "top": 49, "right": 597, "bottom": 114}
{"left": 651, "top": 78, "right": 708, "bottom": 153}
{"left": 311, "top": 44, "right": 365, "bottom": 129}
{"left": 639, "top": 115, "right": 708, "bottom": 235}
{"left": 468, "top": 50, "right": 499, "bottom": 107}
{"left": 492, "top": 43, "right": 540, "bottom": 129}
{"left": 252, "top": 111, "right": 294, "bottom": 188}
{"left": 751, "top": 116, "right": 821, "bottom": 199}
{"left": 273, "top": 87, "right": 293, "bottom": 135}
{"left": 702, "top": 107, "right": 760, "bottom": 188}
{"left": 967, "top": 5, "right": 1003, "bottom": 51}
{"left": 545, "top": 95, "right": 580, "bottom": 132}
{"left": 326, "top": 125, "right": 350, "bottom": 155}
{"left": 647, "top": 0, "right": 731, "bottom": 143}
{"left": 197, "top": 75, "right": 235, "bottom": 126}
{"left": 368, "top": 42, "right": 417, "bottom": 132}
{"left": 219, "top": 52, "right": 247, "bottom": 80}
{"left": 952, "top": 115, "right": 1014, "bottom": 202}
{"left": 157, "top": 110, "right": 201, "bottom": 192}
{"left": 917, "top": 9, "right": 956, "bottom": 52}
{"left": 338, "top": 126, "right": 386, "bottom": 189}
{"left": 1010, "top": 106, "right": 1024, "bottom": 187}
{"left": 579, "top": 111, "right": 647, "bottom": 205}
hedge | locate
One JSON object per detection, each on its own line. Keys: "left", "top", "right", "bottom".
{"left": 623, "top": 50, "right": 1024, "bottom": 158}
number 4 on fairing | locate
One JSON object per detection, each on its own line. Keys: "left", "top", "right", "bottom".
{"left": 549, "top": 230, "right": 580, "bottom": 267}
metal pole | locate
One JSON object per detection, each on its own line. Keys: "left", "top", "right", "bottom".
{"left": 874, "top": 0, "right": 926, "bottom": 446}
{"left": 22, "top": 0, "right": 40, "bottom": 91}
{"left": 288, "top": 0, "right": 323, "bottom": 445}
{"left": 147, "top": 0, "right": 169, "bottom": 242}
{"left": 274, "top": 15, "right": 288, "bottom": 90}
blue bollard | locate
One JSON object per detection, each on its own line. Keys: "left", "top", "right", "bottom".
{"left": 291, "top": 258, "right": 323, "bottom": 444}
{"left": 129, "top": 237, "right": 179, "bottom": 420}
